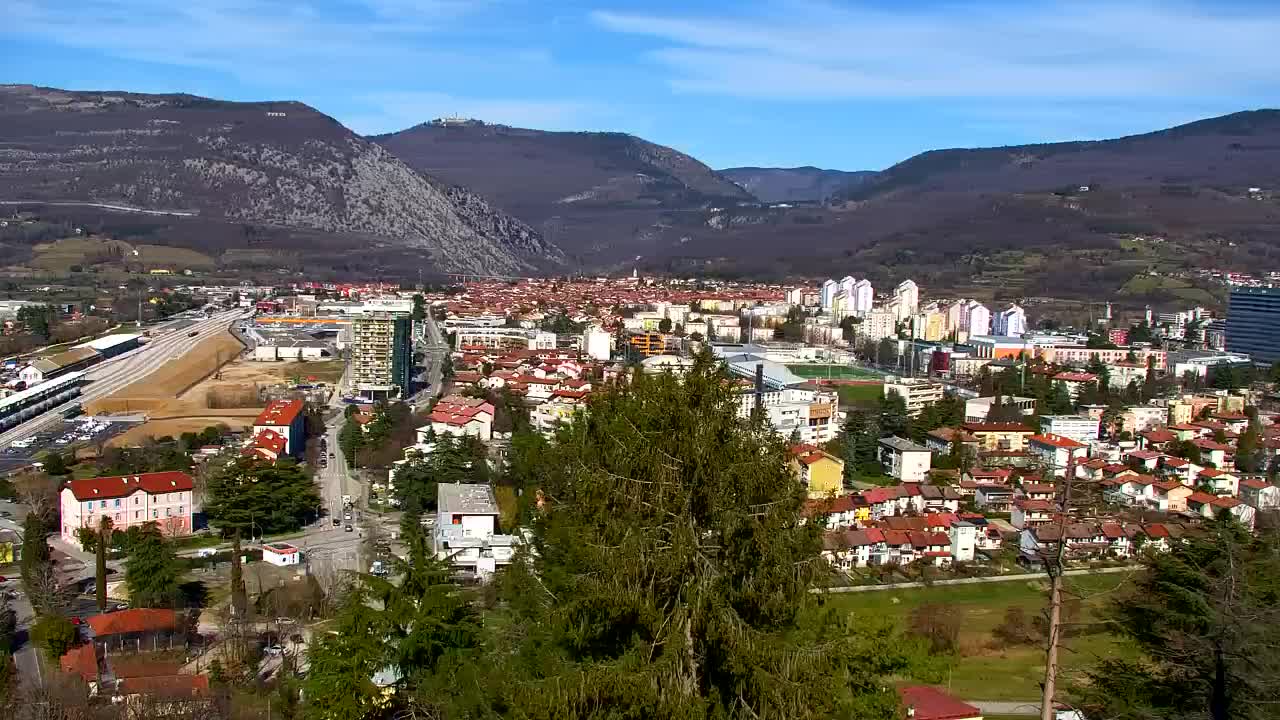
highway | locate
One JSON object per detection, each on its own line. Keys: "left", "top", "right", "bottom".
{"left": 0, "top": 308, "right": 250, "bottom": 448}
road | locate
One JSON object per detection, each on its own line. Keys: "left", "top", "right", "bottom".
{"left": 0, "top": 199, "right": 198, "bottom": 217}
{"left": 0, "top": 308, "right": 250, "bottom": 448}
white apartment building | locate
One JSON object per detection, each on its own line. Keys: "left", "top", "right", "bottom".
{"left": 893, "top": 280, "right": 920, "bottom": 321}
{"left": 351, "top": 311, "right": 412, "bottom": 399}
{"left": 992, "top": 304, "right": 1027, "bottom": 336}
{"left": 582, "top": 326, "right": 612, "bottom": 361}
{"left": 1039, "top": 415, "right": 1101, "bottom": 445}
{"left": 736, "top": 386, "right": 839, "bottom": 445}
{"left": 879, "top": 436, "right": 932, "bottom": 481}
{"left": 453, "top": 326, "right": 556, "bottom": 350}
{"left": 852, "top": 280, "right": 874, "bottom": 315}
{"left": 967, "top": 301, "right": 991, "bottom": 337}
{"left": 820, "top": 280, "right": 839, "bottom": 310}
{"left": 882, "top": 377, "right": 945, "bottom": 416}
{"left": 434, "top": 483, "right": 516, "bottom": 577}
{"left": 861, "top": 310, "right": 898, "bottom": 342}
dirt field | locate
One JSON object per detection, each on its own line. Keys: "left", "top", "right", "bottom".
{"left": 26, "top": 236, "right": 217, "bottom": 273}
{"left": 97, "top": 342, "right": 338, "bottom": 447}
{"left": 109, "top": 416, "right": 256, "bottom": 447}
{"left": 88, "top": 332, "right": 249, "bottom": 416}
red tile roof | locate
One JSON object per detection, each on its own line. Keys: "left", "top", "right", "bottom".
{"left": 897, "top": 685, "right": 981, "bottom": 720}
{"left": 254, "top": 429, "right": 286, "bottom": 455}
{"left": 1030, "top": 433, "right": 1086, "bottom": 449}
{"left": 255, "top": 398, "right": 304, "bottom": 427}
{"left": 60, "top": 643, "right": 98, "bottom": 681}
{"left": 86, "top": 608, "right": 178, "bottom": 637}
{"left": 66, "top": 472, "right": 194, "bottom": 502}
{"left": 116, "top": 674, "right": 210, "bottom": 698}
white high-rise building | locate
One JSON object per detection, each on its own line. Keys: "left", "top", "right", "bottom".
{"left": 820, "top": 279, "right": 839, "bottom": 310}
{"left": 785, "top": 287, "right": 803, "bottom": 306}
{"left": 852, "top": 279, "right": 874, "bottom": 315}
{"left": 894, "top": 280, "right": 919, "bottom": 320}
{"left": 832, "top": 291, "right": 851, "bottom": 319}
{"left": 993, "top": 304, "right": 1027, "bottom": 336}
{"left": 840, "top": 275, "right": 857, "bottom": 301}
{"left": 583, "top": 326, "right": 611, "bottom": 361}
{"left": 967, "top": 301, "right": 991, "bottom": 337}
{"left": 947, "top": 300, "right": 970, "bottom": 334}
{"left": 861, "top": 310, "right": 897, "bottom": 341}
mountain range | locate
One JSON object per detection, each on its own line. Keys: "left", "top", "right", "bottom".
{"left": 2, "top": 83, "right": 1279, "bottom": 301}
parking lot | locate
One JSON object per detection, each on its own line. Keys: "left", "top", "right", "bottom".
{"left": 0, "top": 416, "right": 140, "bottom": 473}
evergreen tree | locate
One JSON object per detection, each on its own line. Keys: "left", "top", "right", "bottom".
{"left": 20, "top": 513, "right": 50, "bottom": 609}
{"left": 1048, "top": 381, "right": 1073, "bottom": 415}
{"left": 878, "top": 389, "right": 911, "bottom": 439}
{"left": 95, "top": 517, "right": 111, "bottom": 613}
{"left": 839, "top": 408, "right": 881, "bottom": 484}
{"left": 124, "top": 524, "right": 180, "bottom": 608}
{"left": 204, "top": 457, "right": 321, "bottom": 536}
{"left": 469, "top": 355, "right": 910, "bottom": 718}
{"left": 1075, "top": 517, "right": 1280, "bottom": 720}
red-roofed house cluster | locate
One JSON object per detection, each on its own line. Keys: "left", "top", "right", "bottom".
{"left": 249, "top": 398, "right": 307, "bottom": 460}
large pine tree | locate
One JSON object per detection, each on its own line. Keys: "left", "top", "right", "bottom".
{"left": 479, "top": 355, "right": 908, "bottom": 718}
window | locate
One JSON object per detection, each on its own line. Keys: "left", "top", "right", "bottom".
{"left": 165, "top": 508, "right": 172, "bottom": 517}
{"left": 179, "top": 506, "right": 184, "bottom": 515}
{"left": 153, "top": 510, "right": 158, "bottom": 519}
{"left": 134, "top": 497, "right": 140, "bottom": 505}
{"left": 114, "top": 499, "right": 121, "bottom": 508}
{"left": 135, "top": 511, "right": 141, "bottom": 519}
{"left": 100, "top": 500, "right": 107, "bottom": 509}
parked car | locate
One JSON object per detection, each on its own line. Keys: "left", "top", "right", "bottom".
{"left": 332, "top": 518, "right": 341, "bottom": 526}
{"left": 344, "top": 524, "right": 353, "bottom": 533}
{"left": 264, "top": 645, "right": 285, "bottom": 656}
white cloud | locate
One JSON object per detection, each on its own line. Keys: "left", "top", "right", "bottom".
{"left": 5, "top": 0, "right": 530, "bottom": 86}
{"left": 592, "top": 2, "right": 1280, "bottom": 102}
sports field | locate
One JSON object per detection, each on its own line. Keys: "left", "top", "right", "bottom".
{"left": 785, "top": 364, "right": 881, "bottom": 380}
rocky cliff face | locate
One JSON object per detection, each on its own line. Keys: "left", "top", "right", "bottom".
{"left": 0, "top": 85, "right": 562, "bottom": 275}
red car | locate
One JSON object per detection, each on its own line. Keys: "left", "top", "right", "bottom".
{"left": 70, "top": 616, "right": 82, "bottom": 626}
{"left": 0, "top": 576, "right": 8, "bottom": 583}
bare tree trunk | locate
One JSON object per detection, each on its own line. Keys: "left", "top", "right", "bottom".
{"left": 1040, "top": 454, "right": 1077, "bottom": 720}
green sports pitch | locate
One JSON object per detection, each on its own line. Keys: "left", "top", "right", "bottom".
{"left": 784, "top": 364, "right": 881, "bottom": 380}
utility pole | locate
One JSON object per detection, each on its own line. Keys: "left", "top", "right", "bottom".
{"left": 1039, "top": 450, "right": 1078, "bottom": 720}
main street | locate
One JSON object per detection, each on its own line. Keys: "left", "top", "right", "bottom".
{"left": 0, "top": 308, "right": 251, "bottom": 448}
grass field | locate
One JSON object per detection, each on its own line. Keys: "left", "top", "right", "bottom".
{"left": 837, "top": 383, "right": 883, "bottom": 407}
{"left": 823, "top": 573, "right": 1139, "bottom": 702}
{"left": 26, "top": 236, "right": 217, "bottom": 273}
{"left": 786, "top": 364, "right": 881, "bottom": 380}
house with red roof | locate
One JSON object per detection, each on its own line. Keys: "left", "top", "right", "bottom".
{"left": 1053, "top": 371, "right": 1097, "bottom": 400}
{"left": 428, "top": 395, "right": 495, "bottom": 441}
{"left": 822, "top": 527, "right": 887, "bottom": 569}
{"left": 243, "top": 428, "right": 287, "bottom": 462}
{"left": 898, "top": 685, "right": 982, "bottom": 720}
{"left": 1196, "top": 467, "right": 1239, "bottom": 497}
{"left": 252, "top": 398, "right": 306, "bottom": 457}
{"left": 60, "top": 472, "right": 195, "bottom": 544}
{"left": 1011, "top": 498, "right": 1054, "bottom": 529}
{"left": 1151, "top": 480, "right": 1193, "bottom": 513}
{"left": 1028, "top": 434, "right": 1088, "bottom": 476}
{"left": 1240, "top": 478, "right": 1280, "bottom": 510}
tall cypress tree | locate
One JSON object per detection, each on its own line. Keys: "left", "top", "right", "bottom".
{"left": 95, "top": 517, "right": 111, "bottom": 613}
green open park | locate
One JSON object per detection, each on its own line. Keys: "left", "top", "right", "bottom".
{"left": 786, "top": 363, "right": 882, "bottom": 380}
{"left": 821, "top": 573, "right": 1139, "bottom": 702}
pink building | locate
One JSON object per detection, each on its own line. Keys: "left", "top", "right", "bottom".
{"left": 60, "top": 472, "right": 195, "bottom": 544}
{"left": 253, "top": 399, "right": 306, "bottom": 457}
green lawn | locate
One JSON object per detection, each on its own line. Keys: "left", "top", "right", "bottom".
{"left": 822, "top": 573, "right": 1138, "bottom": 701}
{"left": 837, "top": 383, "right": 883, "bottom": 407}
{"left": 786, "top": 364, "right": 881, "bottom": 380}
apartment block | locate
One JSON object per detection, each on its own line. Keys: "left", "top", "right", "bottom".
{"left": 351, "top": 311, "right": 412, "bottom": 399}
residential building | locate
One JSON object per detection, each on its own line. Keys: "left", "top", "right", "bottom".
{"left": 1240, "top": 478, "right": 1280, "bottom": 510}
{"left": 1028, "top": 434, "right": 1088, "bottom": 476}
{"left": 790, "top": 444, "right": 845, "bottom": 499}
{"left": 968, "top": 335, "right": 1034, "bottom": 359}
{"left": 949, "top": 521, "right": 976, "bottom": 562}
{"left": 897, "top": 686, "right": 982, "bottom": 720}
{"left": 962, "top": 422, "right": 1036, "bottom": 452}
{"left": 582, "top": 326, "right": 611, "bottom": 361}
{"left": 820, "top": 279, "right": 838, "bottom": 310}
{"left": 351, "top": 311, "right": 413, "bottom": 399}
{"left": 433, "top": 483, "right": 516, "bottom": 576}
{"left": 60, "top": 472, "right": 195, "bottom": 543}
{"left": 1040, "top": 346, "right": 1167, "bottom": 371}
{"left": 852, "top": 279, "right": 874, "bottom": 314}
{"left": 893, "top": 280, "right": 920, "bottom": 320}
{"left": 1123, "top": 405, "right": 1169, "bottom": 434}
{"left": 530, "top": 391, "right": 589, "bottom": 435}
{"left": 428, "top": 395, "right": 495, "bottom": 441}
{"left": 252, "top": 398, "right": 306, "bottom": 457}
{"left": 1040, "top": 415, "right": 1101, "bottom": 445}
{"left": 992, "top": 304, "right": 1027, "bottom": 336}
{"left": 860, "top": 310, "right": 897, "bottom": 341}
{"left": 964, "top": 395, "right": 1035, "bottom": 422}
{"left": 966, "top": 301, "right": 991, "bottom": 338}
{"left": 736, "top": 384, "right": 839, "bottom": 445}
{"left": 1053, "top": 372, "right": 1097, "bottom": 400}
{"left": 883, "top": 376, "right": 945, "bottom": 416}
{"left": 626, "top": 332, "right": 668, "bottom": 357}
{"left": 879, "top": 436, "right": 933, "bottom": 481}
{"left": 1225, "top": 286, "right": 1280, "bottom": 364}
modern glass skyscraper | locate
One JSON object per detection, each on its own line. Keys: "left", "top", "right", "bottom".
{"left": 1225, "top": 287, "right": 1280, "bottom": 364}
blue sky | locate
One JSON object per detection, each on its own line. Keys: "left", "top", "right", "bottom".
{"left": 6, "top": 0, "right": 1279, "bottom": 170}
